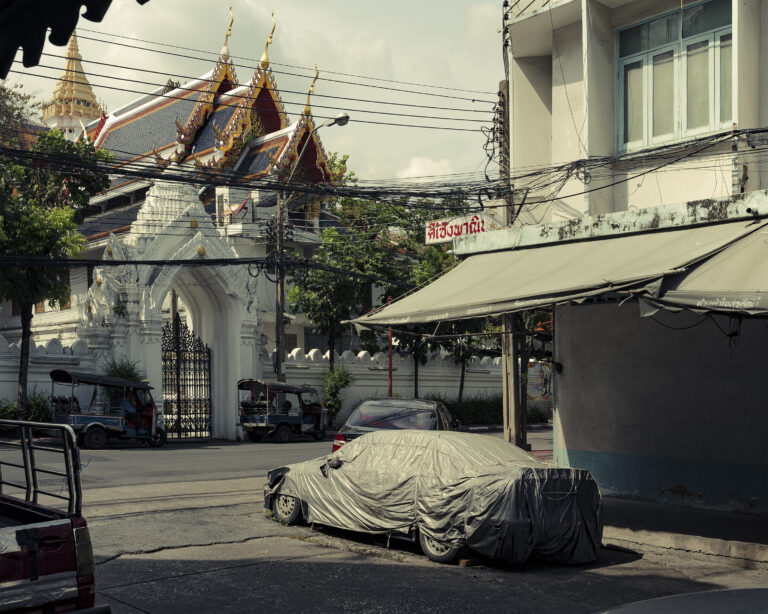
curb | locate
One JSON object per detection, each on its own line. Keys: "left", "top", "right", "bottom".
{"left": 603, "top": 526, "right": 768, "bottom": 563}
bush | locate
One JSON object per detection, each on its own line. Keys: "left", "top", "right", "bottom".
{"left": 104, "top": 356, "right": 142, "bottom": 381}
{"left": 323, "top": 367, "right": 353, "bottom": 418}
{"left": 426, "top": 392, "right": 549, "bottom": 426}
{"left": 25, "top": 389, "right": 52, "bottom": 423}
{"left": 0, "top": 399, "right": 20, "bottom": 420}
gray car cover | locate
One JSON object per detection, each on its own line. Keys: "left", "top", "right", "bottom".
{"left": 265, "top": 430, "right": 603, "bottom": 564}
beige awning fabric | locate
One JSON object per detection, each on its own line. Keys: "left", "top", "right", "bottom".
{"left": 352, "top": 219, "right": 767, "bottom": 327}
{"left": 639, "top": 221, "right": 768, "bottom": 317}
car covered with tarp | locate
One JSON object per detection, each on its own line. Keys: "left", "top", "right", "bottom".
{"left": 265, "top": 430, "right": 603, "bottom": 564}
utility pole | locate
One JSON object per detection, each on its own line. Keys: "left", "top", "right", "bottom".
{"left": 272, "top": 111, "right": 350, "bottom": 384}
{"left": 274, "top": 193, "right": 287, "bottom": 382}
{"left": 497, "top": 79, "right": 528, "bottom": 450}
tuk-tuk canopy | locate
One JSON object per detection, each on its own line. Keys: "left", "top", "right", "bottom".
{"left": 50, "top": 370, "right": 153, "bottom": 390}
{"left": 236, "top": 379, "right": 317, "bottom": 395}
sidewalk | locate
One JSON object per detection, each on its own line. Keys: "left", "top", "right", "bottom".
{"left": 601, "top": 496, "right": 768, "bottom": 563}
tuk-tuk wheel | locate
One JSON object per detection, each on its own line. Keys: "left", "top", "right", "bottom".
{"left": 147, "top": 428, "right": 167, "bottom": 448}
{"left": 273, "top": 493, "right": 301, "bottom": 524}
{"left": 83, "top": 427, "right": 108, "bottom": 450}
{"left": 275, "top": 424, "right": 292, "bottom": 444}
{"left": 247, "top": 430, "right": 263, "bottom": 443}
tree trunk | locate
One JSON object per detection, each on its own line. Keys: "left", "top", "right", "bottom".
{"left": 413, "top": 354, "right": 419, "bottom": 399}
{"left": 17, "top": 301, "right": 33, "bottom": 419}
{"left": 458, "top": 357, "right": 466, "bottom": 402}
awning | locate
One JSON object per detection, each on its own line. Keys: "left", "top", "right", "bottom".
{"left": 352, "top": 219, "right": 768, "bottom": 327}
{"left": 639, "top": 221, "right": 768, "bottom": 317}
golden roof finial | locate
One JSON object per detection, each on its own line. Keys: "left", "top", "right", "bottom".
{"left": 259, "top": 11, "right": 276, "bottom": 70}
{"left": 220, "top": 6, "right": 234, "bottom": 58}
{"left": 303, "top": 65, "right": 319, "bottom": 116}
{"left": 42, "top": 31, "right": 103, "bottom": 124}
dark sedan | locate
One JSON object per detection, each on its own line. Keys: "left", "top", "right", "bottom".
{"left": 265, "top": 430, "right": 603, "bottom": 565}
{"left": 332, "top": 398, "right": 458, "bottom": 451}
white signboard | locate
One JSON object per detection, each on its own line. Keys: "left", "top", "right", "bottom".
{"left": 425, "top": 213, "right": 499, "bottom": 245}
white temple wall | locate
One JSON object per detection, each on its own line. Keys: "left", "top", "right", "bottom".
{"left": 280, "top": 347, "right": 504, "bottom": 426}
{"left": 0, "top": 335, "right": 96, "bottom": 402}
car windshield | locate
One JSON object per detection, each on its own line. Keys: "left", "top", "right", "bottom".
{"left": 343, "top": 403, "right": 437, "bottom": 430}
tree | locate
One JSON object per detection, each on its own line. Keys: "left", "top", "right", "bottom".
{"left": 0, "top": 82, "right": 112, "bottom": 416}
{"left": 287, "top": 228, "right": 361, "bottom": 370}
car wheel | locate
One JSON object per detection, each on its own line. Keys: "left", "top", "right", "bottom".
{"left": 419, "top": 532, "right": 461, "bottom": 564}
{"left": 83, "top": 427, "right": 108, "bottom": 450}
{"left": 275, "top": 424, "right": 292, "bottom": 444}
{"left": 311, "top": 430, "right": 325, "bottom": 441}
{"left": 272, "top": 493, "right": 302, "bottom": 524}
{"left": 247, "top": 430, "right": 263, "bottom": 443}
{"left": 147, "top": 428, "right": 167, "bottom": 448}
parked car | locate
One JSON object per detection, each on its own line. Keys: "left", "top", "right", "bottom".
{"left": 332, "top": 398, "right": 459, "bottom": 452}
{"left": 265, "top": 430, "right": 603, "bottom": 565}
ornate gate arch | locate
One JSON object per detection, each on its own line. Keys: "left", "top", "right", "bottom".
{"left": 162, "top": 313, "right": 212, "bottom": 438}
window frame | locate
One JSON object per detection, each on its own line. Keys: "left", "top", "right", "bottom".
{"left": 616, "top": 0, "right": 732, "bottom": 152}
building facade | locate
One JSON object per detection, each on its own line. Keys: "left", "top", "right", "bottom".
{"left": 355, "top": 0, "right": 767, "bottom": 511}
{"left": 503, "top": 0, "right": 767, "bottom": 510}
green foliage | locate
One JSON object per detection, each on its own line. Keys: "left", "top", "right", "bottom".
{"left": 0, "top": 399, "right": 20, "bottom": 420}
{"left": 426, "top": 392, "right": 549, "bottom": 426}
{"left": 0, "top": 81, "right": 112, "bottom": 411}
{"left": 426, "top": 393, "right": 503, "bottom": 426}
{"left": 322, "top": 367, "right": 353, "bottom": 416}
{"left": 104, "top": 356, "right": 142, "bottom": 381}
{"left": 24, "top": 389, "right": 51, "bottom": 423}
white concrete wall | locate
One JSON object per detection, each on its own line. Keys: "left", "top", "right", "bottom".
{"left": 281, "top": 347, "right": 503, "bottom": 426}
{"left": 553, "top": 302, "right": 768, "bottom": 511}
{"left": 0, "top": 334, "right": 96, "bottom": 402}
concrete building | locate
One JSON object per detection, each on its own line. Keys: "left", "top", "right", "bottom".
{"left": 355, "top": 0, "right": 768, "bottom": 512}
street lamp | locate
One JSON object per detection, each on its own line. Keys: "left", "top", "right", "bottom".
{"left": 273, "top": 112, "right": 350, "bottom": 382}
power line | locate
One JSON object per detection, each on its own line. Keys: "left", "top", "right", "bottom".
{"left": 76, "top": 26, "right": 497, "bottom": 98}
{"left": 72, "top": 33, "right": 497, "bottom": 105}
{"left": 10, "top": 69, "right": 486, "bottom": 132}
{"left": 38, "top": 52, "right": 495, "bottom": 117}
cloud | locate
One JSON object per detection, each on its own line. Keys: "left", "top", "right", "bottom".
{"left": 396, "top": 156, "right": 454, "bottom": 180}
{"left": 467, "top": 3, "right": 499, "bottom": 42}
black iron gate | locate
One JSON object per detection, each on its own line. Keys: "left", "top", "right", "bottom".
{"left": 162, "top": 313, "right": 212, "bottom": 439}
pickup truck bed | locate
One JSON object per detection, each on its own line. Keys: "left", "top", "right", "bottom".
{"left": 0, "top": 420, "right": 109, "bottom": 613}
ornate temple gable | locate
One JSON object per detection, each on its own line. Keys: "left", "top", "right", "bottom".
{"left": 174, "top": 58, "right": 240, "bottom": 161}
{"left": 192, "top": 13, "right": 291, "bottom": 172}
{"left": 270, "top": 115, "right": 337, "bottom": 184}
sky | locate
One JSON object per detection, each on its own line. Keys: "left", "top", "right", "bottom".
{"left": 9, "top": 0, "right": 505, "bottom": 183}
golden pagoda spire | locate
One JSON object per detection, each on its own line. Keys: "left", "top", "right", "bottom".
{"left": 42, "top": 32, "right": 102, "bottom": 126}
{"left": 303, "top": 65, "right": 319, "bottom": 116}
{"left": 259, "top": 11, "right": 276, "bottom": 70}
{"left": 220, "top": 6, "right": 235, "bottom": 59}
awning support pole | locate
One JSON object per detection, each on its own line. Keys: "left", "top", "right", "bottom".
{"left": 502, "top": 315, "right": 528, "bottom": 449}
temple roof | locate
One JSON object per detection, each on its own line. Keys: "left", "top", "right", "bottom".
{"left": 42, "top": 33, "right": 103, "bottom": 123}
{"left": 90, "top": 39, "right": 339, "bottom": 186}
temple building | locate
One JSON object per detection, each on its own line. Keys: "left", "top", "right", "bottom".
{"left": 0, "top": 15, "right": 345, "bottom": 440}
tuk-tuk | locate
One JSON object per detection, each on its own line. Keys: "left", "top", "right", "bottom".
{"left": 49, "top": 369, "right": 167, "bottom": 449}
{"left": 237, "top": 379, "right": 327, "bottom": 443}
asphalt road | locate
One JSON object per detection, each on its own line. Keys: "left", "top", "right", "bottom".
{"left": 60, "top": 432, "right": 766, "bottom": 613}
